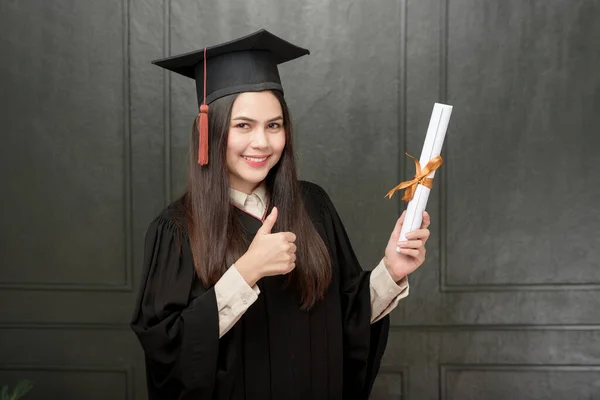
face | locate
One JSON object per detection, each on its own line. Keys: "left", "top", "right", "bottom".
{"left": 226, "top": 91, "right": 286, "bottom": 194}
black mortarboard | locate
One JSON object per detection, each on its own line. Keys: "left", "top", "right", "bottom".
{"left": 151, "top": 29, "right": 310, "bottom": 165}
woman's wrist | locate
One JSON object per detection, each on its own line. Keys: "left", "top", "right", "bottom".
{"left": 235, "top": 255, "right": 261, "bottom": 287}
{"left": 383, "top": 256, "right": 405, "bottom": 283}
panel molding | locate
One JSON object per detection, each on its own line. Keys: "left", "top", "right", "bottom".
{"left": 440, "top": 281, "right": 600, "bottom": 292}
{"left": 0, "top": 0, "right": 133, "bottom": 293}
{"left": 439, "top": 364, "right": 600, "bottom": 400}
{"left": 6, "top": 322, "right": 600, "bottom": 330}
{"left": 163, "top": 0, "right": 172, "bottom": 205}
{"left": 0, "top": 323, "right": 130, "bottom": 330}
{"left": 397, "top": 0, "right": 408, "bottom": 218}
{"left": 378, "top": 365, "right": 409, "bottom": 400}
{"left": 437, "top": 0, "right": 600, "bottom": 293}
{"left": 0, "top": 364, "right": 134, "bottom": 400}
{"left": 390, "top": 324, "right": 600, "bottom": 331}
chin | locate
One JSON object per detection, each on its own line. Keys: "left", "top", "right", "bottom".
{"left": 229, "top": 157, "right": 279, "bottom": 189}
{"left": 240, "top": 171, "right": 268, "bottom": 184}
{"left": 237, "top": 167, "right": 269, "bottom": 184}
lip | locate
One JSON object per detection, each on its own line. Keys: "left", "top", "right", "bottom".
{"left": 242, "top": 155, "right": 270, "bottom": 167}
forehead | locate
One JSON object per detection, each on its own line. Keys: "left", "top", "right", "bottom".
{"left": 231, "top": 91, "right": 282, "bottom": 118}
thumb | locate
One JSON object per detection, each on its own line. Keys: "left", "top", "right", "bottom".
{"left": 258, "top": 207, "right": 278, "bottom": 235}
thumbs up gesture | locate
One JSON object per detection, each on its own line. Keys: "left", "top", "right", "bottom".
{"left": 235, "top": 207, "right": 297, "bottom": 286}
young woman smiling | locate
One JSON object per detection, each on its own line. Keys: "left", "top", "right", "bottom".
{"left": 130, "top": 29, "right": 431, "bottom": 400}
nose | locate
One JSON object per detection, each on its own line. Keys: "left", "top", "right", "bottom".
{"left": 250, "top": 127, "right": 269, "bottom": 149}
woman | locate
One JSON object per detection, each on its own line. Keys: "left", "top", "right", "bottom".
{"left": 130, "top": 29, "right": 430, "bottom": 400}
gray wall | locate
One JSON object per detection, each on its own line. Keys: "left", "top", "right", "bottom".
{"left": 1, "top": 0, "right": 599, "bottom": 398}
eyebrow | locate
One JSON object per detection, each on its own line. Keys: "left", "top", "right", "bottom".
{"left": 231, "top": 116, "right": 284, "bottom": 123}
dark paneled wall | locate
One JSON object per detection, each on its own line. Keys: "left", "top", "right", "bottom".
{"left": 1, "top": 0, "right": 598, "bottom": 398}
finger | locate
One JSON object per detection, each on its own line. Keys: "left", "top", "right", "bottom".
{"left": 420, "top": 211, "right": 431, "bottom": 229}
{"left": 405, "top": 229, "right": 430, "bottom": 242}
{"left": 397, "top": 239, "right": 423, "bottom": 249}
{"left": 288, "top": 243, "right": 297, "bottom": 254}
{"left": 258, "top": 207, "right": 278, "bottom": 235}
{"left": 418, "top": 246, "right": 426, "bottom": 261}
{"left": 397, "top": 248, "right": 420, "bottom": 258}
{"left": 389, "top": 210, "right": 407, "bottom": 243}
{"left": 282, "top": 232, "right": 297, "bottom": 243}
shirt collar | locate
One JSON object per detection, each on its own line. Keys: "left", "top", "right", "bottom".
{"left": 229, "top": 181, "right": 268, "bottom": 208}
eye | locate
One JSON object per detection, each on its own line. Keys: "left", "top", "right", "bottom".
{"left": 236, "top": 123, "right": 250, "bottom": 129}
{"left": 267, "top": 122, "right": 281, "bottom": 130}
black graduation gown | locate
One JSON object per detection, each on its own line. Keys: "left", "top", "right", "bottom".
{"left": 130, "top": 181, "right": 390, "bottom": 400}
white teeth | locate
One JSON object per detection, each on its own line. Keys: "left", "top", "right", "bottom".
{"left": 243, "top": 156, "right": 267, "bottom": 162}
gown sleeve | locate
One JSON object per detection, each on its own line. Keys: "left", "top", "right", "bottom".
{"left": 130, "top": 214, "right": 237, "bottom": 399}
{"left": 316, "top": 185, "right": 391, "bottom": 400}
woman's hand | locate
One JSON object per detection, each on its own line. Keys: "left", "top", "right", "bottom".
{"left": 383, "top": 210, "right": 431, "bottom": 282}
{"left": 235, "top": 207, "right": 297, "bottom": 286}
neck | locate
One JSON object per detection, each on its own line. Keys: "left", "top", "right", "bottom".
{"left": 229, "top": 180, "right": 263, "bottom": 195}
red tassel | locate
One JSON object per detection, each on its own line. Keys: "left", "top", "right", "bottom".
{"left": 197, "top": 46, "right": 209, "bottom": 165}
{"left": 198, "top": 104, "right": 209, "bottom": 165}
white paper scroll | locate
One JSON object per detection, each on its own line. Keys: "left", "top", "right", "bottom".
{"left": 397, "top": 103, "right": 452, "bottom": 251}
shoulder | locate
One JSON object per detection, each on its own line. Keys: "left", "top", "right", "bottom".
{"left": 298, "top": 180, "right": 338, "bottom": 221}
{"left": 146, "top": 195, "right": 189, "bottom": 240}
{"left": 299, "top": 180, "right": 331, "bottom": 202}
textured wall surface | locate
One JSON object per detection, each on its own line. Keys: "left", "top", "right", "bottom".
{"left": 1, "top": 0, "right": 599, "bottom": 398}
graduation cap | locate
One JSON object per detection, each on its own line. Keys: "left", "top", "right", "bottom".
{"left": 152, "top": 29, "right": 310, "bottom": 165}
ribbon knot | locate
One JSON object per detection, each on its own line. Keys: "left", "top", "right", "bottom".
{"left": 385, "top": 153, "right": 443, "bottom": 201}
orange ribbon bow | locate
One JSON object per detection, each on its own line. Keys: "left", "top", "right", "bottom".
{"left": 385, "top": 153, "right": 443, "bottom": 201}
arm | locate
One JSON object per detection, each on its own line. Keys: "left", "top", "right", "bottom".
{"left": 216, "top": 205, "right": 297, "bottom": 337}
{"left": 130, "top": 217, "right": 236, "bottom": 398}
{"left": 214, "top": 265, "right": 260, "bottom": 337}
{"left": 369, "top": 208, "right": 431, "bottom": 322}
{"left": 369, "top": 259, "right": 409, "bottom": 323}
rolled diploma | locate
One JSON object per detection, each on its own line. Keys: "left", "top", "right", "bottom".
{"left": 397, "top": 103, "right": 452, "bottom": 251}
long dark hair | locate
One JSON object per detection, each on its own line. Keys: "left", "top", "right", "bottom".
{"left": 185, "top": 90, "right": 331, "bottom": 310}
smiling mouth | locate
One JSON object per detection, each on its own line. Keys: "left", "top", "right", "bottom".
{"left": 242, "top": 155, "right": 269, "bottom": 163}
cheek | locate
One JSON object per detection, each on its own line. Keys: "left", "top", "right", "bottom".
{"left": 226, "top": 135, "right": 244, "bottom": 170}
{"left": 271, "top": 132, "right": 286, "bottom": 155}
{"left": 227, "top": 133, "right": 247, "bottom": 158}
